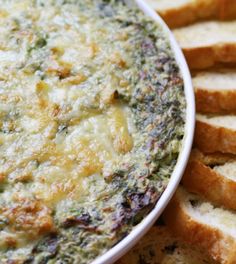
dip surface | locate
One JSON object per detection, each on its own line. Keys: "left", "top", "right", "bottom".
{"left": 0, "top": 0, "right": 185, "bottom": 263}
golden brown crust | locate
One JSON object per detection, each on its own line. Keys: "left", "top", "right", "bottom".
{"left": 195, "top": 88, "right": 236, "bottom": 114}
{"left": 158, "top": 0, "right": 236, "bottom": 29}
{"left": 220, "top": 0, "right": 236, "bottom": 20}
{"left": 163, "top": 189, "right": 236, "bottom": 264}
{"left": 158, "top": 4, "right": 203, "bottom": 29}
{"left": 183, "top": 158, "right": 236, "bottom": 210}
{"left": 1, "top": 198, "right": 54, "bottom": 238}
{"left": 183, "top": 47, "right": 215, "bottom": 70}
{"left": 194, "top": 120, "right": 236, "bottom": 154}
{"left": 190, "top": 148, "right": 236, "bottom": 165}
{"left": 182, "top": 45, "right": 236, "bottom": 70}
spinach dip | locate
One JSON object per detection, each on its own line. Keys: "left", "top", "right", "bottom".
{"left": 0, "top": 0, "right": 186, "bottom": 263}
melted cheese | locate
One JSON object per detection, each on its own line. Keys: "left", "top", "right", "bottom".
{"left": 0, "top": 0, "right": 135, "bottom": 253}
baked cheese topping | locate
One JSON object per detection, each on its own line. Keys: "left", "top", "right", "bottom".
{"left": 0, "top": 1, "right": 186, "bottom": 263}
{"left": 0, "top": 0, "right": 135, "bottom": 248}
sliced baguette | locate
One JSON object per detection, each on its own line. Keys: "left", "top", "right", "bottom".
{"left": 163, "top": 187, "right": 236, "bottom": 264}
{"left": 193, "top": 71, "right": 236, "bottom": 114}
{"left": 195, "top": 114, "right": 236, "bottom": 154}
{"left": 173, "top": 21, "right": 236, "bottom": 69}
{"left": 182, "top": 149, "right": 236, "bottom": 210}
{"left": 146, "top": 0, "right": 236, "bottom": 28}
{"left": 188, "top": 148, "right": 236, "bottom": 165}
{"left": 117, "top": 225, "right": 216, "bottom": 264}
{"left": 147, "top": 0, "right": 218, "bottom": 28}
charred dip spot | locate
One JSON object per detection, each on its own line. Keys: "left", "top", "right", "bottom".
{"left": 171, "top": 74, "right": 183, "bottom": 85}
{"left": 32, "top": 234, "right": 59, "bottom": 255}
{"left": 61, "top": 213, "right": 102, "bottom": 234}
{"left": 127, "top": 192, "right": 153, "bottom": 211}
{"left": 62, "top": 213, "right": 91, "bottom": 228}
{"left": 141, "top": 37, "right": 157, "bottom": 57}
{"left": 112, "top": 187, "right": 159, "bottom": 231}
{"left": 24, "top": 234, "right": 59, "bottom": 264}
{"left": 155, "top": 57, "right": 170, "bottom": 72}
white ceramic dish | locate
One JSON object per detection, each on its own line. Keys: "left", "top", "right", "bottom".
{"left": 92, "top": 1, "right": 195, "bottom": 263}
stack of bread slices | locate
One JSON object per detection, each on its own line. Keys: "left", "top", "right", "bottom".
{"left": 118, "top": 0, "right": 236, "bottom": 263}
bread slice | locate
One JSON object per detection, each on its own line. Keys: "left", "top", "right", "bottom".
{"left": 117, "top": 225, "right": 217, "bottom": 264}
{"left": 146, "top": 0, "right": 218, "bottom": 28}
{"left": 163, "top": 187, "right": 236, "bottom": 264}
{"left": 173, "top": 21, "right": 236, "bottom": 69}
{"left": 146, "top": 0, "right": 236, "bottom": 28}
{"left": 193, "top": 71, "right": 236, "bottom": 114}
{"left": 195, "top": 114, "right": 236, "bottom": 154}
{"left": 182, "top": 149, "right": 236, "bottom": 210}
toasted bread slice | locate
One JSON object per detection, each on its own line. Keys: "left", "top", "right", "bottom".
{"left": 193, "top": 71, "right": 236, "bottom": 114}
{"left": 188, "top": 148, "right": 236, "bottom": 165}
{"left": 195, "top": 114, "right": 236, "bottom": 154}
{"left": 182, "top": 149, "right": 236, "bottom": 210}
{"left": 173, "top": 21, "right": 236, "bottom": 69}
{"left": 163, "top": 187, "right": 236, "bottom": 264}
{"left": 117, "top": 225, "right": 216, "bottom": 264}
{"left": 146, "top": 0, "right": 218, "bottom": 28}
{"left": 146, "top": 0, "right": 236, "bottom": 28}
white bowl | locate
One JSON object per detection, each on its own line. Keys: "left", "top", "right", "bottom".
{"left": 92, "top": 1, "right": 195, "bottom": 263}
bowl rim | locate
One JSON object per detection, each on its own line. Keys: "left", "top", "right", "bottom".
{"left": 92, "top": 1, "right": 195, "bottom": 263}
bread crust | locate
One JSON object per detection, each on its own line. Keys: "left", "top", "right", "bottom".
{"left": 183, "top": 157, "right": 236, "bottom": 210}
{"left": 195, "top": 88, "right": 236, "bottom": 114}
{"left": 117, "top": 225, "right": 216, "bottom": 264}
{"left": 159, "top": 4, "right": 199, "bottom": 29}
{"left": 182, "top": 45, "right": 236, "bottom": 70}
{"left": 190, "top": 148, "right": 235, "bottom": 165}
{"left": 194, "top": 119, "right": 236, "bottom": 154}
{"left": 163, "top": 189, "right": 236, "bottom": 264}
{"left": 220, "top": 0, "right": 236, "bottom": 20}
{"left": 158, "top": 0, "right": 236, "bottom": 28}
